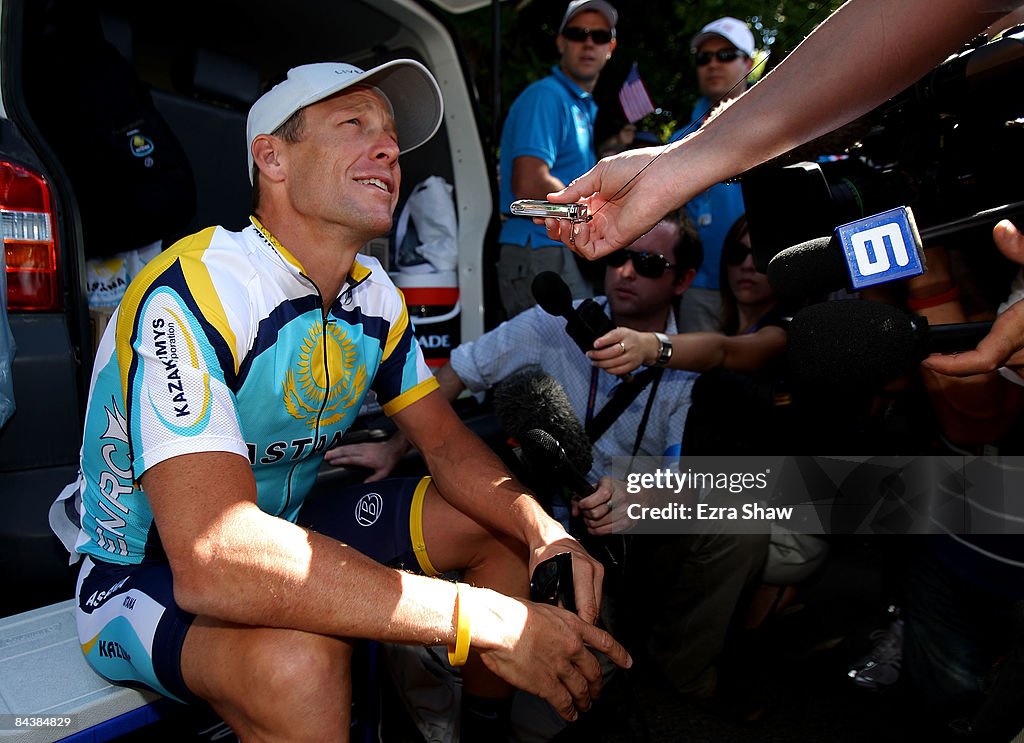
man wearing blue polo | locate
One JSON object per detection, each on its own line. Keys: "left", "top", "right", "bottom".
{"left": 496, "top": 0, "right": 618, "bottom": 318}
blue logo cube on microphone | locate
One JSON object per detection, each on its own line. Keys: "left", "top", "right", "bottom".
{"left": 836, "top": 206, "right": 925, "bottom": 290}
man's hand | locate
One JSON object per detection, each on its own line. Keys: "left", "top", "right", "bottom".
{"left": 466, "top": 587, "right": 632, "bottom": 722}
{"left": 573, "top": 477, "right": 634, "bottom": 536}
{"left": 323, "top": 435, "right": 408, "bottom": 482}
{"left": 530, "top": 536, "right": 604, "bottom": 625}
{"left": 589, "top": 327, "right": 656, "bottom": 376}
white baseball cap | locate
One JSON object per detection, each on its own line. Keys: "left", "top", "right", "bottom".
{"left": 559, "top": 0, "right": 618, "bottom": 34}
{"left": 246, "top": 59, "right": 443, "bottom": 183}
{"left": 691, "top": 16, "right": 756, "bottom": 57}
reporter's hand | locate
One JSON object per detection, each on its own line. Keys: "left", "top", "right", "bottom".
{"left": 544, "top": 143, "right": 690, "bottom": 260}
{"left": 573, "top": 477, "right": 634, "bottom": 536}
{"left": 923, "top": 221, "right": 1024, "bottom": 377}
{"left": 323, "top": 435, "right": 408, "bottom": 482}
{"left": 530, "top": 536, "right": 604, "bottom": 626}
{"left": 467, "top": 587, "right": 632, "bottom": 722}
{"left": 589, "top": 327, "right": 657, "bottom": 376}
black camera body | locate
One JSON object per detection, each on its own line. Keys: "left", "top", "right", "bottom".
{"left": 529, "top": 552, "right": 576, "bottom": 613}
{"left": 743, "top": 25, "right": 1024, "bottom": 272}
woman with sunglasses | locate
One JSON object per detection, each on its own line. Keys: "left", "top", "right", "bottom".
{"left": 589, "top": 215, "right": 790, "bottom": 377}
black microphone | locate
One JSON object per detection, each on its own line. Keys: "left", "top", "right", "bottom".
{"left": 788, "top": 299, "right": 993, "bottom": 389}
{"left": 767, "top": 235, "right": 849, "bottom": 299}
{"left": 519, "top": 428, "right": 597, "bottom": 499}
{"left": 532, "top": 271, "right": 615, "bottom": 356}
{"left": 491, "top": 367, "right": 594, "bottom": 477}
{"left": 518, "top": 428, "right": 625, "bottom": 568}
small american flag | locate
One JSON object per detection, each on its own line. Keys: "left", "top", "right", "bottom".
{"left": 618, "top": 63, "right": 655, "bottom": 124}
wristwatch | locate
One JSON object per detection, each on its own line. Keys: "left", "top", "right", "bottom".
{"left": 653, "top": 332, "right": 673, "bottom": 367}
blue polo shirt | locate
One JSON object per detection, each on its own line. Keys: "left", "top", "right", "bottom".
{"left": 498, "top": 65, "right": 598, "bottom": 248}
{"left": 671, "top": 97, "right": 746, "bottom": 290}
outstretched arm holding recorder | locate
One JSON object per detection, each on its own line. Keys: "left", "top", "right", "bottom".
{"left": 544, "top": 0, "right": 1018, "bottom": 259}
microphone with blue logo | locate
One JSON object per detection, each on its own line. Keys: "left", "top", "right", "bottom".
{"left": 767, "top": 206, "right": 926, "bottom": 299}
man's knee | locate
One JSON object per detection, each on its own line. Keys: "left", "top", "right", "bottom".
{"left": 246, "top": 629, "right": 353, "bottom": 699}
{"left": 420, "top": 483, "right": 529, "bottom": 585}
{"left": 188, "top": 624, "right": 354, "bottom": 711}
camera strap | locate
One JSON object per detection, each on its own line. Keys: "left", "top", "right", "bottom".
{"left": 585, "top": 366, "right": 663, "bottom": 455}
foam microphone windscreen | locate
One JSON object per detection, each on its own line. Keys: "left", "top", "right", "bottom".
{"left": 492, "top": 366, "right": 593, "bottom": 476}
{"left": 520, "top": 428, "right": 595, "bottom": 497}
{"left": 787, "top": 300, "right": 924, "bottom": 390}
{"left": 767, "top": 235, "right": 850, "bottom": 299}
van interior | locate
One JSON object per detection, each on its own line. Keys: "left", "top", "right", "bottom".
{"left": 21, "top": 0, "right": 459, "bottom": 260}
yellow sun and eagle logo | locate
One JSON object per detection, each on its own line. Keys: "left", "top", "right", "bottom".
{"left": 283, "top": 321, "right": 368, "bottom": 429}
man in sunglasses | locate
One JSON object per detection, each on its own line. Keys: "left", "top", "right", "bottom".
{"left": 670, "top": 16, "right": 756, "bottom": 335}
{"left": 495, "top": 0, "right": 618, "bottom": 319}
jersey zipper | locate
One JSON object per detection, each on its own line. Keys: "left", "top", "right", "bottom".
{"left": 281, "top": 279, "right": 335, "bottom": 517}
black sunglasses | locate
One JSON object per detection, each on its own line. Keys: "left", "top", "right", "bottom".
{"left": 723, "top": 241, "right": 753, "bottom": 266}
{"left": 695, "top": 48, "right": 746, "bottom": 66}
{"left": 606, "top": 249, "right": 675, "bottom": 279}
{"left": 562, "top": 26, "right": 614, "bottom": 44}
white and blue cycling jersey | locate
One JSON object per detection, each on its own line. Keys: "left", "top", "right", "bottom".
{"left": 70, "top": 216, "right": 437, "bottom": 565}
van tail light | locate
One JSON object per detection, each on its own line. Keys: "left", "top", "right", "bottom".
{"left": 2, "top": 161, "right": 61, "bottom": 311}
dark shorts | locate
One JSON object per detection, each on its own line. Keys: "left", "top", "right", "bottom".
{"left": 75, "top": 476, "right": 435, "bottom": 705}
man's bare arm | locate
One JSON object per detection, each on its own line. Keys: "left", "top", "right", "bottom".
{"left": 143, "top": 449, "right": 630, "bottom": 719}
{"left": 144, "top": 451, "right": 461, "bottom": 641}
{"left": 393, "top": 389, "right": 606, "bottom": 624}
{"left": 512, "top": 155, "right": 566, "bottom": 200}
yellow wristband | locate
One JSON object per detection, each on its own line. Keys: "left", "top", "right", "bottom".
{"left": 447, "top": 582, "right": 471, "bottom": 667}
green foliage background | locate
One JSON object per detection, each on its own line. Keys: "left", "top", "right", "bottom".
{"left": 446, "top": 0, "right": 844, "bottom": 151}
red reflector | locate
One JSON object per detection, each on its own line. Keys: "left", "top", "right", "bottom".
{"left": 6, "top": 240, "right": 55, "bottom": 269}
{"left": 2, "top": 162, "right": 61, "bottom": 311}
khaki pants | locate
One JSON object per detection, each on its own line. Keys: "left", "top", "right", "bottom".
{"left": 496, "top": 242, "right": 593, "bottom": 318}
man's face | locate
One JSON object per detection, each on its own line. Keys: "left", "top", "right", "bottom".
{"left": 695, "top": 36, "right": 753, "bottom": 103}
{"left": 605, "top": 220, "right": 691, "bottom": 325}
{"left": 557, "top": 10, "right": 617, "bottom": 89}
{"left": 277, "top": 87, "right": 401, "bottom": 240}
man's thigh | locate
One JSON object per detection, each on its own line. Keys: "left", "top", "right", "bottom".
{"left": 299, "top": 475, "right": 527, "bottom": 586}
{"left": 179, "top": 615, "right": 354, "bottom": 736}
{"left": 297, "top": 476, "right": 437, "bottom": 574}
{"left": 75, "top": 557, "right": 352, "bottom": 715}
